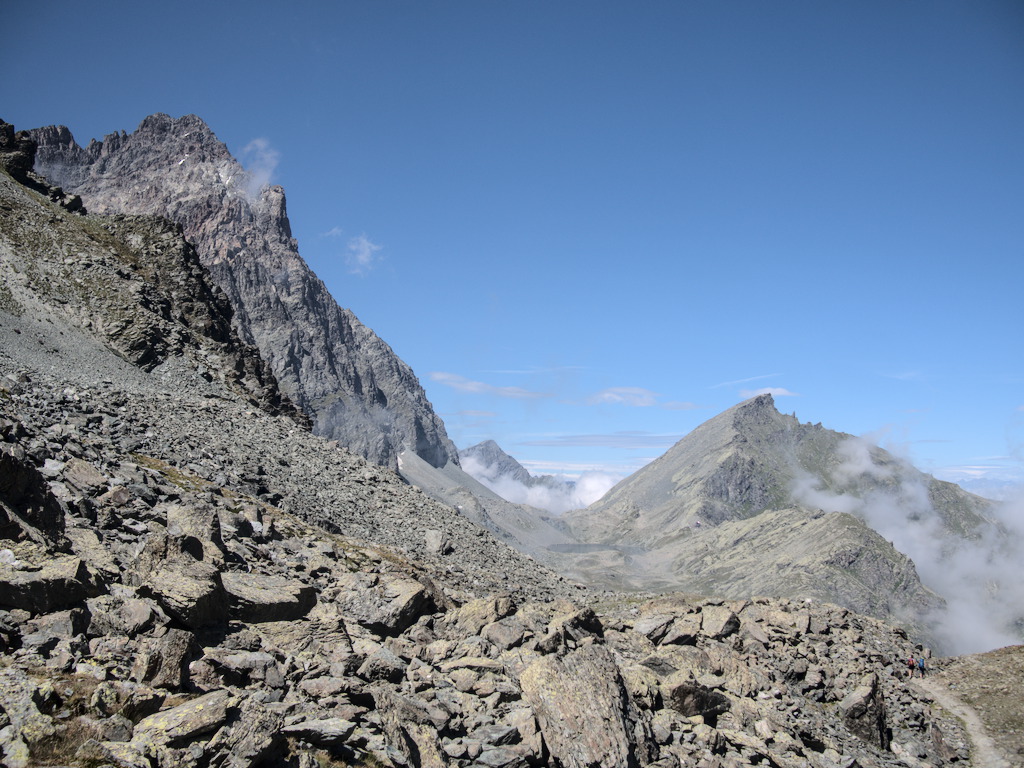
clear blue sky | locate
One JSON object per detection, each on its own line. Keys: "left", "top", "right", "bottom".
{"left": 5, "top": 1, "right": 1023, "bottom": 489}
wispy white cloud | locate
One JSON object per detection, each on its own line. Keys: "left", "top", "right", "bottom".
{"left": 346, "top": 234, "right": 383, "bottom": 275}
{"left": 240, "top": 138, "right": 280, "bottom": 198}
{"left": 520, "top": 432, "right": 683, "bottom": 450}
{"left": 484, "top": 365, "right": 586, "bottom": 375}
{"left": 461, "top": 455, "right": 621, "bottom": 513}
{"left": 520, "top": 459, "right": 632, "bottom": 475}
{"left": 585, "top": 387, "right": 699, "bottom": 410}
{"left": 428, "top": 372, "right": 550, "bottom": 399}
{"left": 323, "top": 226, "right": 345, "bottom": 238}
{"left": 711, "top": 373, "right": 780, "bottom": 389}
{"left": 740, "top": 387, "right": 800, "bottom": 398}
{"left": 587, "top": 387, "right": 659, "bottom": 407}
{"left": 791, "top": 436, "right": 1024, "bottom": 654}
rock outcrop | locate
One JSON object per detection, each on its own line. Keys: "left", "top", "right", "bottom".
{"left": 29, "top": 114, "right": 457, "bottom": 470}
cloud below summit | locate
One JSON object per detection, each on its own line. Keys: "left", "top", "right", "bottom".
{"left": 461, "top": 454, "right": 619, "bottom": 513}
{"left": 791, "top": 435, "right": 1024, "bottom": 654}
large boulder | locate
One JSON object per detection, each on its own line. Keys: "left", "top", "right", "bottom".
{"left": 0, "top": 444, "right": 67, "bottom": 546}
{"left": 839, "top": 672, "right": 890, "bottom": 749}
{"left": 331, "top": 572, "right": 435, "bottom": 635}
{"left": 517, "top": 644, "right": 650, "bottom": 768}
{"left": 372, "top": 687, "right": 449, "bottom": 768}
{"left": 0, "top": 555, "right": 103, "bottom": 613}
{"left": 131, "top": 628, "right": 198, "bottom": 690}
{"left": 130, "top": 689, "right": 233, "bottom": 751}
{"left": 221, "top": 571, "right": 316, "bottom": 623}
{"left": 663, "top": 679, "right": 731, "bottom": 721}
{"left": 164, "top": 503, "right": 226, "bottom": 566}
{"left": 204, "top": 695, "right": 286, "bottom": 768}
{"left": 137, "top": 558, "right": 227, "bottom": 630}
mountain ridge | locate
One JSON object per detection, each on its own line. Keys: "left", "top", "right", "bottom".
{"left": 29, "top": 113, "right": 456, "bottom": 471}
{"left": 566, "top": 394, "right": 995, "bottom": 545}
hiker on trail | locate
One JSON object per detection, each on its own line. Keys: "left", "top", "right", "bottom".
{"left": 907, "top": 656, "right": 917, "bottom": 679}
{"left": 917, "top": 657, "right": 926, "bottom": 678}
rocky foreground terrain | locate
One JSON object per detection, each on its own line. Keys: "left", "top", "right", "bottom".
{"left": 2, "top": 118, "right": 1021, "bottom": 767}
{"left": 0, "top": 363, "right": 985, "bottom": 768}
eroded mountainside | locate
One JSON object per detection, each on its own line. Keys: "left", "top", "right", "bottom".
{"left": 29, "top": 114, "right": 456, "bottom": 471}
{"left": 1, "top": 117, "right": 1010, "bottom": 768}
{"left": 551, "top": 395, "right": 1011, "bottom": 638}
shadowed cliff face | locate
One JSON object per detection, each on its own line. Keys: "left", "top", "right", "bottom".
{"left": 29, "top": 114, "right": 457, "bottom": 471}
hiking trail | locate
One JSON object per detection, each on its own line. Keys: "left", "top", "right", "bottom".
{"left": 913, "top": 678, "right": 1011, "bottom": 768}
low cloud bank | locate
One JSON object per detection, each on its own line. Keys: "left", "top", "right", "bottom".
{"left": 792, "top": 437, "right": 1024, "bottom": 654}
{"left": 461, "top": 455, "right": 619, "bottom": 514}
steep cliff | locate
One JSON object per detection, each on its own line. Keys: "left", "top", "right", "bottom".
{"left": 29, "top": 114, "right": 457, "bottom": 470}
{"left": 0, "top": 120, "right": 298, "bottom": 422}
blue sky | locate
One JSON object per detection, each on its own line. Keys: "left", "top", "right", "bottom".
{"left": 4, "top": 1, "right": 1023, "bottom": 489}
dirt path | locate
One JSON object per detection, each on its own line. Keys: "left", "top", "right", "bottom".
{"left": 913, "top": 678, "right": 1012, "bottom": 768}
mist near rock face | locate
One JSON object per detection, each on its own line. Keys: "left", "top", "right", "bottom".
{"left": 460, "top": 455, "right": 619, "bottom": 514}
{"left": 792, "top": 436, "right": 1024, "bottom": 654}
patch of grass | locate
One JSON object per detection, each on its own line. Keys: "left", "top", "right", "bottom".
{"left": 18, "top": 665, "right": 108, "bottom": 767}
{"left": 29, "top": 717, "right": 105, "bottom": 767}
{"left": 0, "top": 281, "right": 22, "bottom": 315}
{"left": 130, "top": 452, "right": 215, "bottom": 493}
{"left": 285, "top": 739, "right": 393, "bottom": 768}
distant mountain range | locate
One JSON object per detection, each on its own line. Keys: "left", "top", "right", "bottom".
{"left": 459, "top": 440, "right": 582, "bottom": 513}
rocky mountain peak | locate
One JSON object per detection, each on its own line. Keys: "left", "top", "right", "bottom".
{"left": 558, "top": 392, "right": 1008, "bottom": 641}
{"left": 730, "top": 393, "right": 783, "bottom": 429}
{"left": 460, "top": 440, "right": 532, "bottom": 485}
{"left": 30, "top": 115, "right": 458, "bottom": 470}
